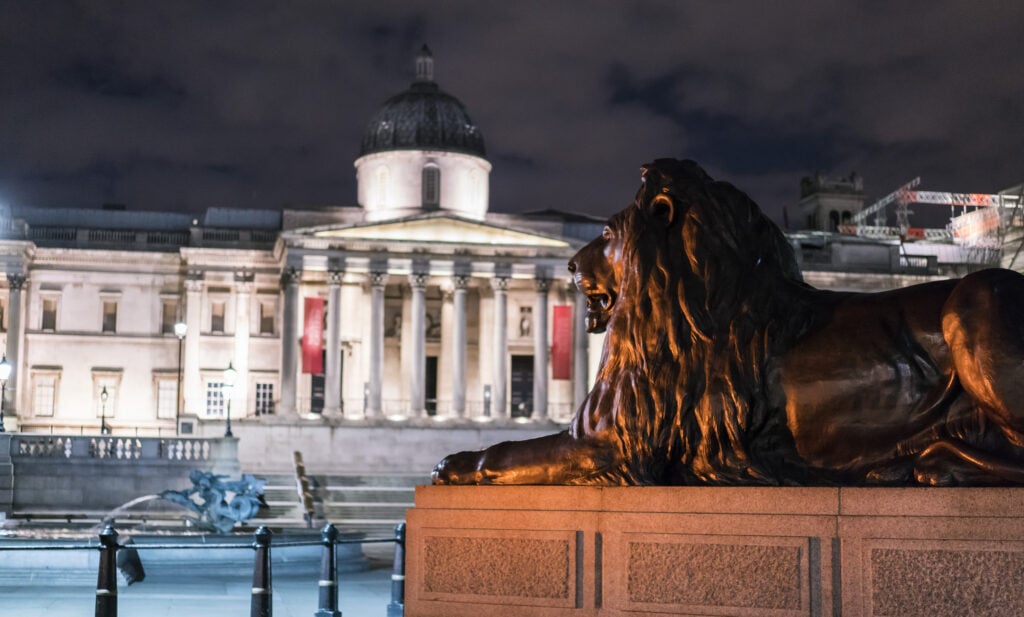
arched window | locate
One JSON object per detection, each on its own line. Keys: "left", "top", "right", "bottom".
{"left": 422, "top": 165, "right": 440, "bottom": 209}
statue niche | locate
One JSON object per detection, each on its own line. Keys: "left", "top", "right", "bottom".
{"left": 433, "top": 158, "right": 1024, "bottom": 487}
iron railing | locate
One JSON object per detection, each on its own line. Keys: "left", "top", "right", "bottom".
{"left": 0, "top": 522, "right": 406, "bottom": 617}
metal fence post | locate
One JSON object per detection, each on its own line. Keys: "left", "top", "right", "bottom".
{"left": 386, "top": 523, "right": 405, "bottom": 617}
{"left": 314, "top": 523, "right": 341, "bottom": 617}
{"left": 251, "top": 526, "right": 273, "bottom": 617}
{"left": 95, "top": 525, "right": 119, "bottom": 617}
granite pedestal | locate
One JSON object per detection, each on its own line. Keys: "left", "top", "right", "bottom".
{"left": 406, "top": 486, "right": 1024, "bottom": 617}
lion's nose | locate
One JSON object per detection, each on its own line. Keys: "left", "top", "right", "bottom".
{"left": 567, "top": 258, "right": 577, "bottom": 274}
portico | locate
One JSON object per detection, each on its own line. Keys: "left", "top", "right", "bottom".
{"left": 275, "top": 214, "right": 592, "bottom": 423}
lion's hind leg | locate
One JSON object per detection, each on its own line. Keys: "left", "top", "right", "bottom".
{"left": 942, "top": 268, "right": 1024, "bottom": 449}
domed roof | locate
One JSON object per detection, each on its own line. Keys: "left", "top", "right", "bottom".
{"left": 360, "top": 46, "right": 486, "bottom": 158}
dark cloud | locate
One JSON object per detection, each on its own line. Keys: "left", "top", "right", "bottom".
{"left": 1, "top": 0, "right": 1021, "bottom": 225}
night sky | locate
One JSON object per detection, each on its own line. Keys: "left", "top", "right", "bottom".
{"left": 2, "top": 1, "right": 1022, "bottom": 226}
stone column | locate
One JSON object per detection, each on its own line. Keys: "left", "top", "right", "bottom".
{"left": 4, "top": 274, "right": 25, "bottom": 416}
{"left": 324, "top": 270, "right": 343, "bottom": 416}
{"left": 533, "top": 278, "right": 550, "bottom": 420}
{"left": 183, "top": 273, "right": 203, "bottom": 415}
{"left": 409, "top": 273, "right": 427, "bottom": 417}
{"left": 279, "top": 268, "right": 301, "bottom": 416}
{"left": 233, "top": 271, "right": 253, "bottom": 416}
{"left": 573, "top": 285, "right": 590, "bottom": 413}
{"left": 367, "top": 271, "right": 388, "bottom": 417}
{"left": 451, "top": 275, "right": 469, "bottom": 418}
{"left": 491, "top": 277, "right": 509, "bottom": 419}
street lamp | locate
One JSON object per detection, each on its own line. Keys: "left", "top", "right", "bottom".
{"left": 0, "top": 355, "right": 11, "bottom": 433}
{"left": 223, "top": 361, "right": 237, "bottom": 438}
{"left": 100, "top": 386, "right": 110, "bottom": 435}
{"left": 174, "top": 321, "right": 187, "bottom": 435}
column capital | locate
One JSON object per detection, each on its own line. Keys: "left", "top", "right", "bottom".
{"left": 534, "top": 278, "right": 552, "bottom": 293}
{"left": 409, "top": 273, "right": 428, "bottom": 289}
{"left": 6, "top": 273, "right": 26, "bottom": 290}
{"left": 369, "top": 271, "right": 389, "bottom": 287}
{"left": 185, "top": 271, "right": 204, "bottom": 293}
{"left": 490, "top": 276, "right": 509, "bottom": 292}
{"left": 452, "top": 275, "right": 471, "bottom": 290}
{"left": 327, "top": 270, "right": 344, "bottom": 286}
{"left": 281, "top": 267, "right": 302, "bottom": 288}
{"left": 234, "top": 270, "right": 255, "bottom": 294}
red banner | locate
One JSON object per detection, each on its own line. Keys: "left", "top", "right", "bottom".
{"left": 551, "top": 305, "right": 572, "bottom": 380}
{"left": 302, "top": 297, "right": 324, "bottom": 374}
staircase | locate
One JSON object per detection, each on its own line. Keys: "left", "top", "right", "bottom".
{"left": 252, "top": 472, "right": 425, "bottom": 538}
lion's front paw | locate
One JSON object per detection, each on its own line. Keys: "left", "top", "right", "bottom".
{"left": 432, "top": 451, "right": 485, "bottom": 485}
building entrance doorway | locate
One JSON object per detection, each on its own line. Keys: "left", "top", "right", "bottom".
{"left": 426, "top": 356, "right": 438, "bottom": 415}
{"left": 510, "top": 355, "right": 534, "bottom": 418}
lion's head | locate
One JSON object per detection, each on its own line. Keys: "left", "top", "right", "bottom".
{"left": 571, "top": 158, "right": 803, "bottom": 339}
{"left": 568, "top": 159, "right": 807, "bottom": 484}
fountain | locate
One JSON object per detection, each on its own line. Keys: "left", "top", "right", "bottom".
{"left": 1, "top": 470, "right": 370, "bottom": 579}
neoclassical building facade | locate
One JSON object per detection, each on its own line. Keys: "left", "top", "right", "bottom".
{"left": 0, "top": 47, "right": 602, "bottom": 443}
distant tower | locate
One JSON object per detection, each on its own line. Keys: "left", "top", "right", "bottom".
{"left": 796, "top": 171, "right": 865, "bottom": 231}
{"left": 355, "top": 45, "right": 492, "bottom": 221}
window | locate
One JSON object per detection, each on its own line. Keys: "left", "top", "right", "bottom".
{"left": 161, "top": 300, "right": 179, "bottom": 334}
{"left": 42, "top": 298, "right": 57, "bottom": 331}
{"left": 102, "top": 301, "right": 117, "bottom": 333}
{"left": 211, "top": 302, "right": 225, "bottom": 333}
{"left": 422, "top": 166, "right": 440, "bottom": 208}
{"left": 156, "top": 379, "right": 177, "bottom": 420}
{"left": 0, "top": 298, "right": 6, "bottom": 332}
{"left": 255, "top": 382, "right": 274, "bottom": 415}
{"left": 33, "top": 374, "right": 57, "bottom": 416}
{"left": 259, "top": 301, "right": 275, "bottom": 335}
{"left": 205, "top": 381, "right": 225, "bottom": 417}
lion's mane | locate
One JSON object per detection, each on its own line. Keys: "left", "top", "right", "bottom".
{"left": 577, "top": 159, "right": 815, "bottom": 485}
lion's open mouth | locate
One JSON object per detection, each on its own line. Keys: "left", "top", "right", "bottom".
{"left": 584, "top": 290, "right": 615, "bottom": 333}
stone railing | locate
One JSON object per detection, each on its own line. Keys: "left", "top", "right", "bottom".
{"left": 2, "top": 434, "right": 238, "bottom": 514}
{"left": 12, "top": 434, "right": 214, "bottom": 462}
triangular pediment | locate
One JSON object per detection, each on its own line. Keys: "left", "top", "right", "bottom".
{"left": 307, "top": 215, "right": 570, "bottom": 248}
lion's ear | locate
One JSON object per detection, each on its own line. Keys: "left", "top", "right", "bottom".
{"left": 650, "top": 193, "right": 675, "bottom": 225}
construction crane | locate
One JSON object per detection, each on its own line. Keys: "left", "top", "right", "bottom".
{"left": 851, "top": 177, "right": 920, "bottom": 225}
{"left": 840, "top": 179, "right": 1021, "bottom": 244}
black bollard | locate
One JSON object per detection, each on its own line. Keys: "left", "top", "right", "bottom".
{"left": 314, "top": 524, "right": 341, "bottom": 617}
{"left": 95, "top": 525, "right": 119, "bottom": 617}
{"left": 386, "top": 523, "right": 405, "bottom": 617}
{"left": 251, "top": 526, "right": 273, "bottom": 617}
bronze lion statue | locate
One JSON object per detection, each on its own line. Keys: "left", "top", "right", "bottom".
{"left": 433, "top": 158, "right": 1024, "bottom": 486}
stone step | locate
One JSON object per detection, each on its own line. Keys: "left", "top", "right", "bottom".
{"left": 247, "top": 471, "right": 423, "bottom": 533}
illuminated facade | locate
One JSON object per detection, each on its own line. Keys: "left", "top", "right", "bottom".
{"left": 0, "top": 47, "right": 603, "bottom": 444}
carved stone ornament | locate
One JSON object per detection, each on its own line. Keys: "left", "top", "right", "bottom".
{"left": 281, "top": 267, "right": 302, "bottom": 288}
{"left": 5, "top": 273, "right": 26, "bottom": 290}
{"left": 434, "top": 158, "right": 1024, "bottom": 487}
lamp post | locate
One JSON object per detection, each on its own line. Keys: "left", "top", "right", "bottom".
{"left": 0, "top": 355, "right": 11, "bottom": 433}
{"left": 100, "top": 386, "right": 110, "bottom": 435}
{"left": 223, "top": 361, "right": 237, "bottom": 438}
{"left": 174, "top": 321, "right": 187, "bottom": 435}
